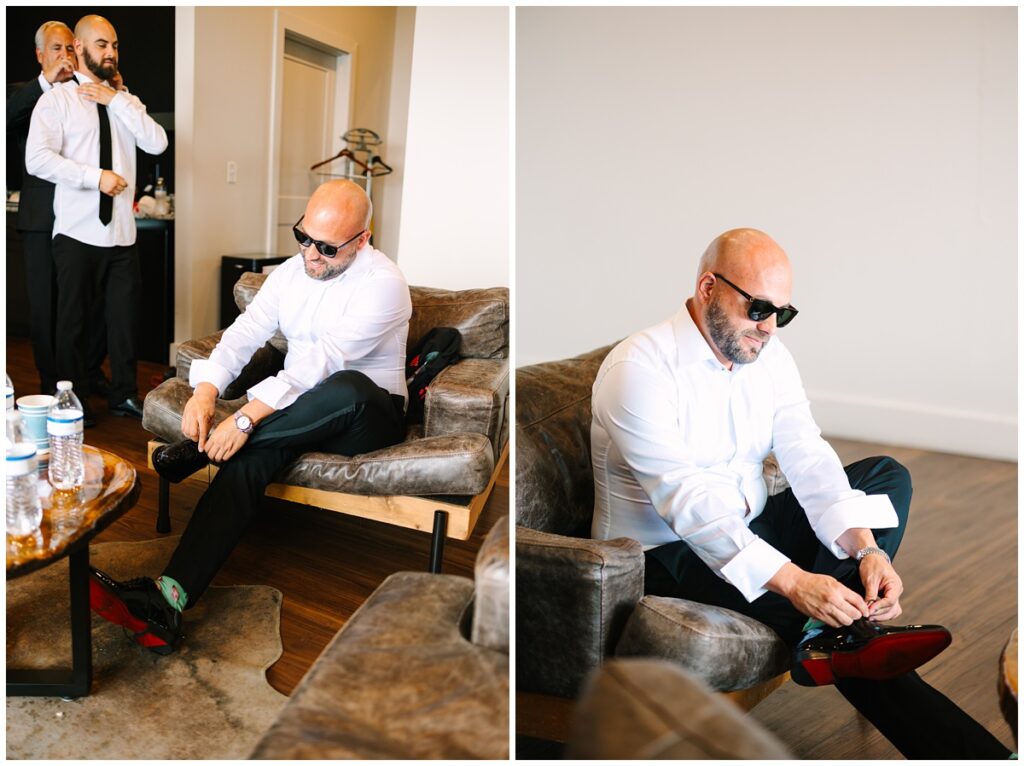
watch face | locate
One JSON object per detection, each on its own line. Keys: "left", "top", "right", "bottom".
{"left": 236, "top": 414, "right": 252, "bottom": 430}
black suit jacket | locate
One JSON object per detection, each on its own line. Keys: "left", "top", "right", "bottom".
{"left": 6, "top": 77, "right": 56, "bottom": 233}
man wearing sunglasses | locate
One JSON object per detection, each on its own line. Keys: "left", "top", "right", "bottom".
{"left": 88, "top": 180, "right": 413, "bottom": 655}
{"left": 590, "top": 228, "right": 1010, "bottom": 758}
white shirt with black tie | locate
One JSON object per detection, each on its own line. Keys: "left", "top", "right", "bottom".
{"left": 25, "top": 69, "right": 168, "bottom": 248}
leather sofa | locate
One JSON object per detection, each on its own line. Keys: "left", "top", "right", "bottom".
{"left": 250, "top": 515, "right": 509, "bottom": 759}
{"left": 142, "top": 272, "right": 509, "bottom": 564}
{"left": 516, "top": 344, "right": 790, "bottom": 738}
{"left": 565, "top": 658, "right": 792, "bottom": 759}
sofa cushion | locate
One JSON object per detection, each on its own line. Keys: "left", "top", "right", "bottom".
{"left": 143, "top": 378, "right": 496, "bottom": 497}
{"left": 250, "top": 572, "right": 508, "bottom": 759}
{"left": 615, "top": 595, "right": 790, "bottom": 692}
{"left": 565, "top": 658, "right": 792, "bottom": 759}
{"left": 515, "top": 344, "right": 614, "bottom": 536}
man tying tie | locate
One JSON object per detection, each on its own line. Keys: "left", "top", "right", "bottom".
{"left": 25, "top": 14, "right": 167, "bottom": 421}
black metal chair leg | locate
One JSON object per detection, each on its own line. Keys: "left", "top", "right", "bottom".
{"left": 156, "top": 476, "right": 171, "bottom": 533}
{"left": 429, "top": 510, "right": 448, "bottom": 573}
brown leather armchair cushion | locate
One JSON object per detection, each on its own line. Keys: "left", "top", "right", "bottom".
{"left": 565, "top": 658, "right": 792, "bottom": 759}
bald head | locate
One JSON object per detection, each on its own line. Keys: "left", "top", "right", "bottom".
{"left": 74, "top": 15, "right": 118, "bottom": 82}
{"left": 304, "top": 179, "right": 373, "bottom": 233}
{"left": 697, "top": 228, "right": 790, "bottom": 282}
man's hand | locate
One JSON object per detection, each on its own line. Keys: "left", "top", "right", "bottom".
{"left": 767, "top": 563, "right": 870, "bottom": 628}
{"left": 43, "top": 57, "right": 75, "bottom": 85}
{"left": 99, "top": 170, "right": 128, "bottom": 197}
{"left": 859, "top": 553, "right": 904, "bottom": 622}
{"left": 110, "top": 70, "right": 126, "bottom": 92}
{"left": 203, "top": 416, "right": 250, "bottom": 464}
{"left": 181, "top": 383, "right": 218, "bottom": 451}
{"left": 78, "top": 82, "right": 117, "bottom": 106}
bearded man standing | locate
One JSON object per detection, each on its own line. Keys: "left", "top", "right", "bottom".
{"left": 26, "top": 14, "right": 167, "bottom": 420}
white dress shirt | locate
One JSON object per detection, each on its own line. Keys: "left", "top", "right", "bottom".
{"left": 591, "top": 303, "right": 898, "bottom": 603}
{"left": 25, "top": 70, "right": 168, "bottom": 247}
{"left": 190, "top": 246, "right": 412, "bottom": 411}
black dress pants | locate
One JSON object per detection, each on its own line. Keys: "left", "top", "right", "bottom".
{"left": 645, "top": 456, "right": 1011, "bottom": 759}
{"left": 23, "top": 232, "right": 107, "bottom": 394}
{"left": 51, "top": 234, "right": 138, "bottom": 405}
{"left": 162, "top": 370, "right": 406, "bottom": 603}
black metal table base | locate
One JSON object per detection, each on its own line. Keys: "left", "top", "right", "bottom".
{"left": 7, "top": 547, "right": 93, "bottom": 698}
{"left": 429, "top": 510, "right": 449, "bottom": 573}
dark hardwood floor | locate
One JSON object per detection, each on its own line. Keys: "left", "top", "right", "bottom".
{"left": 5, "top": 336, "right": 508, "bottom": 697}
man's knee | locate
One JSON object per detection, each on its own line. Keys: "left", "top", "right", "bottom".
{"left": 316, "top": 370, "right": 380, "bottom": 406}
{"left": 855, "top": 455, "right": 912, "bottom": 525}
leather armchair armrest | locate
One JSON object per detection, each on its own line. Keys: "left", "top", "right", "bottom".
{"left": 424, "top": 358, "right": 509, "bottom": 456}
{"left": 516, "top": 525, "right": 644, "bottom": 698}
{"left": 472, "top": 516, "right": 509, "bottom": 654}
{"left": 175, "top": 331, "right": 223, "bottom": 381}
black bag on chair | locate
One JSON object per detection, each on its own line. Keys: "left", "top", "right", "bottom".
{"left": 405, "top": 327, "right": 461, "bottom": 424}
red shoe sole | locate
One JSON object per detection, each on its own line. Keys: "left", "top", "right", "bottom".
{"left": 797, "top": 629, "right": 951, "bottom": 685}
{"left": 89, "top": 575, "right": 174, "bottom": 652}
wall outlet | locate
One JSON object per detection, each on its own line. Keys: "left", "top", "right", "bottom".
{"left": 226, "top": 161, "right": 238, "bottom": 184}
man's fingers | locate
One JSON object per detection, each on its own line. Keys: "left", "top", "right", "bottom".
{"left": 197, "top": 419, "right": 209, "bottom": 452}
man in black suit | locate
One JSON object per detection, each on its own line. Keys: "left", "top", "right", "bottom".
{"left": 6, "top": 20, "right": 108, "bottom": 410}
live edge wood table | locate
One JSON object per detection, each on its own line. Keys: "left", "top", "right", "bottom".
{"left": 6, "top": 446, "right": 140, "bottom": 699}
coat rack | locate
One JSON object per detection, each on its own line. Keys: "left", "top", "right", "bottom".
{"left": 310, "top": 128, "right": 393, "bottom": 198}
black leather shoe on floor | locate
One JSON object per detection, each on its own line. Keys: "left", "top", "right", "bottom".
{"left": 89, "top": 568, "right": 183, "bottom": 655}
{"left": 82, "top": 403, "right": 97, "bottom": 429}
{"left": 110, "top": 397, "right": 144, "bottom": 419}
{"left": 791, "top": 618, "right": 951, "bottom": 687}
{"left": 152, "top": 439, "right": 210, "bottom": 483}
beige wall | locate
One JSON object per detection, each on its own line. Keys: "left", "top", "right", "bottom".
{"left": 393, "top": 6, "right": 509, "bottom": 289}
{"left": 517, "top": 6, "right": 1016, "bottom": 460}
{"left": 174, "top": 6, "right": 399, "bottom": 345}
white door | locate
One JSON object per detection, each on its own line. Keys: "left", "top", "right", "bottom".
{"left": 276, "top": 38, "right": 339, "bottom": 254}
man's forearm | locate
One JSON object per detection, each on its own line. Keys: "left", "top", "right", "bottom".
{"left": 238, "top": 398, "right": 275, "bottom": 426}
{"left": 836, "top": 528, "right": 877, "bottom": 558}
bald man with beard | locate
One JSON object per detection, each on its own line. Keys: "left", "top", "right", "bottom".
{"left": 89, "top": 180, "right": 412, "bottom": 656}
{"left": 590, "top": 229, "right": 1011, "bottom": 758}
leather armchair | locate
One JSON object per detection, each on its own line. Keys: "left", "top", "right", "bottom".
{"left": 143, "top": 273, "right": 509, "bottom": 567}
{"left": 250, "top": 516, "right": 509, "bottom": 759}
{"left": 515, "top": 345, "right": 789, "bottom": 739}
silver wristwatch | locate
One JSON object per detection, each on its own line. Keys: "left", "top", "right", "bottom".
{"left": 855, "top": 546, "right": 890, "bottom": 565}
{"left": 233, "top": 412, "right": 254, "bottom": 434}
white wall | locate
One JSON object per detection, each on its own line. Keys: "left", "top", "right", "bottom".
{"left": 174, "top": 6, "right": 399, "bottom": 344}
{"left": 517, "top": 6, "right": 1016, "bottom": 460}
{"left": 393, "top": 6, "right": 509, "bottom": 289}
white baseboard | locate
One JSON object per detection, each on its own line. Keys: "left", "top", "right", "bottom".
{"left": 807, "top": 391, "right": 1017, "bottom": 462}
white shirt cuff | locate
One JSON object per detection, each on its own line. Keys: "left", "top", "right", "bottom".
{"left": 719, "top": 537, "right": 792, "bottom": 603}
{"left": 84, "top": 165, "right": 104, "bottom": 191}
{"left": 188, "top": 358, "right": 233, "bottom": 396}
{"left": 815, "top": 494, "right": 899, "bottom": 560}
{"left": 247, "top": 376, "right": 293, "bottom": 410}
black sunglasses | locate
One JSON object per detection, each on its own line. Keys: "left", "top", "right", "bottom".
{"left": 713, "top": 273, "right": 799, "bottom": 328}
{"left": 292, "top": 215, "right": 365, "bottom": 257}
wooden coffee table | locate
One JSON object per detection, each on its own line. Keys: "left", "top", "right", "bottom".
{"left": 6, "top": 445, "right": 140, "bottom": 698}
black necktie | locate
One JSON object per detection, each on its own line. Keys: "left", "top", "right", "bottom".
{"left": 97, "top": 103, "right": 113, "bottom": 225}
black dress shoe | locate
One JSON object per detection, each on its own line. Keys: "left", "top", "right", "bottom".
{"left": 110, "top": 397, "right": 145, "bottom": 419}
{"left": 83, "top": 402, "right": 97, "bottom": 429}
{"left": 89, "top": 567, "right": 182, "bottom": 655}
{"left": 791, "top": 618, "right": 951, "bottom": 686}
{"left": 152, "top": 439, "right": 210, "bottom": 483}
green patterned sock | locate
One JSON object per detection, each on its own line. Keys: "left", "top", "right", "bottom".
{"left": 802, "top": 618, "right": 825, "bottom": 632}
{"left": 155, "top": 576, "right": 187, "bottom": 612}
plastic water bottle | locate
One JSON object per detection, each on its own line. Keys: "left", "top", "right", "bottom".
{"left": 5, "top": 373, "right": 13, "bottom": 412}
{"left": 6, "top": 411, "right": 42, "bottom": 536}
{"left": 48, "top": 380, "right": 85, "bottom": 490}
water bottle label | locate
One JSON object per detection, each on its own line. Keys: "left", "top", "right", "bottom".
{"left": 4, "top": 387, "right": 13, "bottom": 410}
{"left": 6, "top": 443, "right": 38, "bottom": 476}
{"left": 48, "top": 411, "right": 84, "bottom": 436}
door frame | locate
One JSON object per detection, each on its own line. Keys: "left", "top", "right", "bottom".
{"left": 266, "top": 9, "right": 358, "bottom": 253}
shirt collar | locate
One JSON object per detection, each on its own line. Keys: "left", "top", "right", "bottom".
{"left": 671, "top": 301, "right": 718, "bottom": 368}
